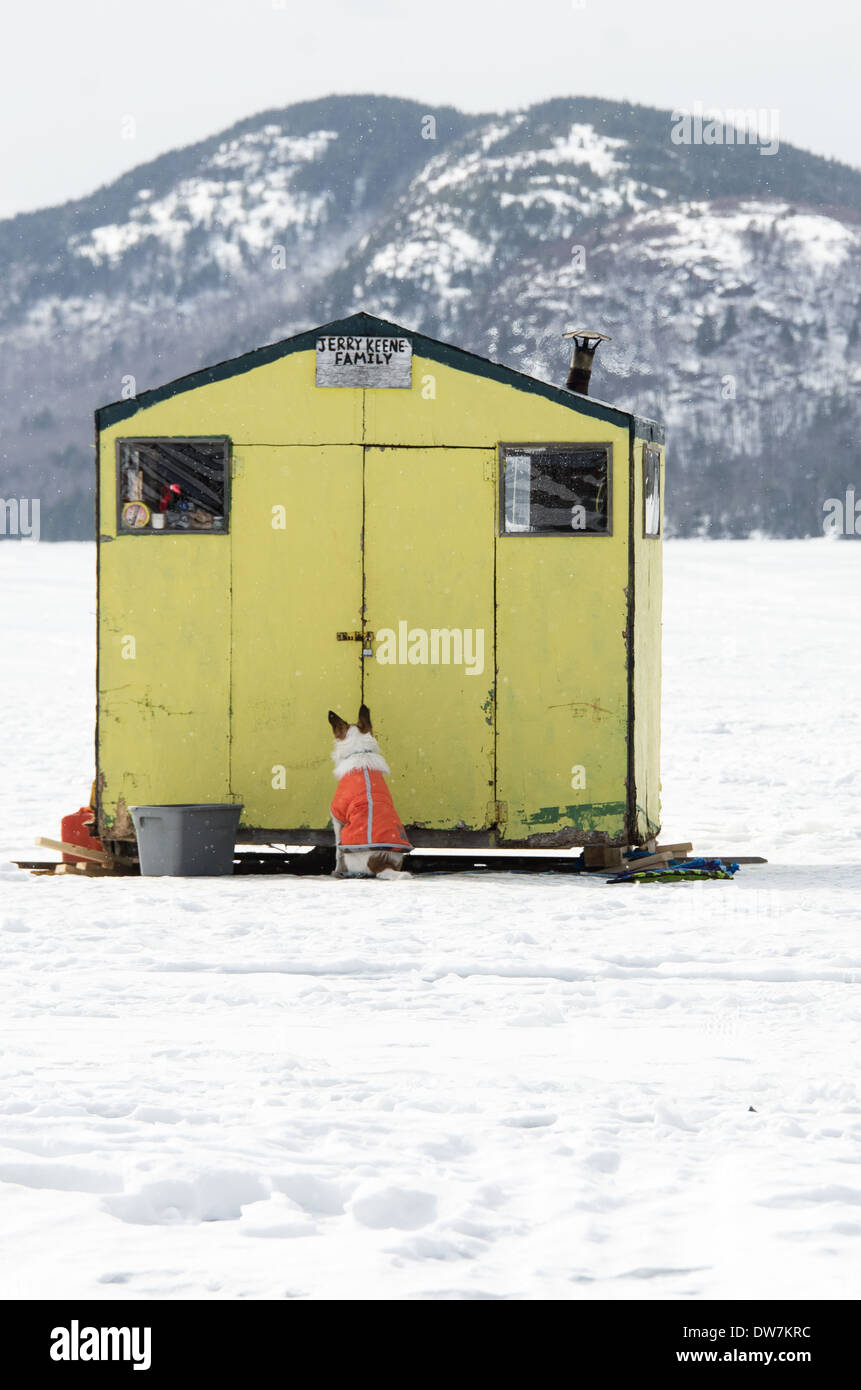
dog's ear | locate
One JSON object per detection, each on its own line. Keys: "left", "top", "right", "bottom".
{"left": 328, "top": 710, "right": 349, "bottom": 740}
{"left": 357, "top": 704, "right": 373, "bottom": 733}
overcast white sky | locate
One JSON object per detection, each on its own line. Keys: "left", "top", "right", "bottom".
{"left": 1, "top": 0, "right": 857, "bottom": 219}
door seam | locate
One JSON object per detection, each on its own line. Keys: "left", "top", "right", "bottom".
{"left": 361, "top": 392, "right": 367, "bottom": 703}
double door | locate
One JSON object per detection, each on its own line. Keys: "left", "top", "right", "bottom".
{"left": 230, "top": 445, "right": 497, "bottom": 835}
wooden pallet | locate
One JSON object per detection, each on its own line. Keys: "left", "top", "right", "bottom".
{"left": 581, "top": 842, "right": 765, "bottom": 872}
{"left": 582, "top": 842, "right": 693, "bottom": 871}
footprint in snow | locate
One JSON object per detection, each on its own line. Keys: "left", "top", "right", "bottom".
{"left": 419, "top": 1134, "right": 476, "bottom": 1160}
{"left": 386, "top": 1232, "right": 480, "bottom": 1262}
{"left": 103, "top": 1171, "right": 267, "bottom": 1225}
{"left": 500, "top": 1113, "right": 557, "bottom": 1129}
{"left": 582, "top": 1149, "right": 621, "bottom": 1174}
{"left": 272, "top": 1172, "right": 349, "bottom": 1216}
{"left": 351, "top": 1186, "right": 438, "bottom": 1231}
{"left": 0, "top": 1161, "right": 122, "bottom": 1194}
{"left": 239, "top": 1197, "right": 319, "bottom": 1240}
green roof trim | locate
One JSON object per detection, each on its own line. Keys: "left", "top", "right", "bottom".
{"left": 96, "top": 310, "right": 664, "bottom": 442}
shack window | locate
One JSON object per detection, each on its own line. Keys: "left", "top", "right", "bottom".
{"left": 643, "top": 445, "right": 661, "bottom": 537}
{"left": 500, "top": 445, "right": 610, "bottom": 535}
{"left": 117, "top": 438, "right": 229, "bottom": 534}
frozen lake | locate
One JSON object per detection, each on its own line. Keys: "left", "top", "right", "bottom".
{"left": 1, "top": 539, "right": 859, "bottom": 1300}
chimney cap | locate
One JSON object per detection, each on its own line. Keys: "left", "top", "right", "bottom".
{"left": 563, "top": 328, "right": 612, "bottom": 344}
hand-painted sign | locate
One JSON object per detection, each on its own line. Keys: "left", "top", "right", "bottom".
{"left": 315, "top": 335, "right": 412, "bottom": 387}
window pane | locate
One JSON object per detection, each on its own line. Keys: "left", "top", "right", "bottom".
{"left": 504, "top": 453, "right": 532, "bottom": 532}
{"left": 643, "top": 446, "right": 661, "bottom": 537}
{"left": 502, "top": 446, "right": 609, "bottom": 534}
{"left": 118, "top": 439, "right": 229, "bottom": 533}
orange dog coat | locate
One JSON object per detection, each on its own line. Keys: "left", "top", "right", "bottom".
{"left": 331, "top": 768, "right": 412, "bottom": 852}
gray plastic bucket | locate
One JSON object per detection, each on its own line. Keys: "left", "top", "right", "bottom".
{"left": 129, "top": 803, "right": 243, "bottom": 876}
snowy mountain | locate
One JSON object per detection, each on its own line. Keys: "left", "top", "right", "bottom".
{"left": 1, "top": 94, "right": 859, "bottom": 538}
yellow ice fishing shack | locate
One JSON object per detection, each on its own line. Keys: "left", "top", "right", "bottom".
{"left": 94, "top": 311, "right": 664, "bottom": 853}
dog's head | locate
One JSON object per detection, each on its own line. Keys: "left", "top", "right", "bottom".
{"left": 328, "top": 704, "right": 389, "bottom": 775}
{"left": 328, "top": 704, "right": 373, "bottom": 740}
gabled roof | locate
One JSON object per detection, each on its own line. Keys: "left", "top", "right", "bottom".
{"left": 96, "top": 310, "right": 664, "bottom": 442}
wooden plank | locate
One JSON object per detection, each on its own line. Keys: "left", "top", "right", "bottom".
{"left": 583, "top": 846, "right": 626, "bottom": 868}
{"left": 57, "top": 861, "right": 118, "bottom": 876}
{"left": 620, "top": 850, "right": 672, "bottom": 870}
{"left": 36, "top": 837, "right": 113, "bottom": 866}
{"left": 16, "top": 857, "right": 137, "bottom": 877}
{"left": 628, "top": 846, "right": 765, "bottom": 867}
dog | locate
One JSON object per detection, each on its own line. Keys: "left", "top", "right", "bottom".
{"left": 328, "top": 705, "right": 412, "bottom": 879}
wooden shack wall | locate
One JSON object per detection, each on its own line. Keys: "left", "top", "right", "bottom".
{"left": 96, "top": 340, "right": 657, "bottom": 847}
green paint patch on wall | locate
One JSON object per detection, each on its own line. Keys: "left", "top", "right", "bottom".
{"left": 526, "top": 801, "right": 628, "bottom": 829}
{"left": 636, "top": 804, "right": 661, "bottom": 836}
{"left": 481, "top": 686, "right": 494, "bottom": 728}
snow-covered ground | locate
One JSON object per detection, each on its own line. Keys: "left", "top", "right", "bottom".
{"left": 1, "top": 540, "right": 859, "bottom": 1301}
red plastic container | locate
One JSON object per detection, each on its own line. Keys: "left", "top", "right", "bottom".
{"left": 61, "top": 807, "right": 103, "bottom": 864}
